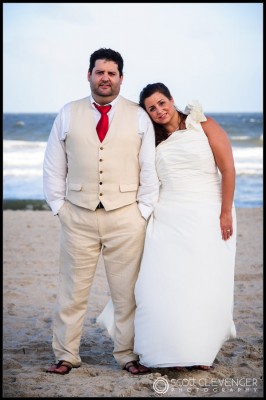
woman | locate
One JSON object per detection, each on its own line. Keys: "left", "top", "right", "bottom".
{"left": 133, "top": 83, "right": 237, "bottom": 370}
{"left": 97, "top": 83, "right": 237, "bottom": 371}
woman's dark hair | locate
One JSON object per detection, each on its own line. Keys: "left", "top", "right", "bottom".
{"left": 89, "top": 48, "right": 124, "bottom": 77}
{"left": 139, "top": 82, "right": 186, "bottom": 146}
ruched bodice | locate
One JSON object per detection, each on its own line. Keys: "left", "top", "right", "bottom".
{"left": 156, "top": 127, "right": 221, "bottom": 202}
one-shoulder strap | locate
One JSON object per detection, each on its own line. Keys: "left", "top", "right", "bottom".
{"left": 184, "top": 100, "right": 207, "bottom": 130}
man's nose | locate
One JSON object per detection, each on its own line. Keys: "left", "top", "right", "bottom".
{"left": 101, "top": 73, "right": 109, "bottom": 80}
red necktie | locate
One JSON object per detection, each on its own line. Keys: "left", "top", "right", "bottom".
{"left": 94, "top": 103, "right": 112, "bottom": 142}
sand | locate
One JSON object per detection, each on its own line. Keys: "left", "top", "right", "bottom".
{"left": 3, "top": 208, "right": 263, "bottom": 398}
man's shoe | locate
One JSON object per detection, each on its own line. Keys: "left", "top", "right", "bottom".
{"left": 46, "top": 360, "right": 73, "bottom": 375}
{"left": 123, "top": 360, "right": 151, "bottom": 375}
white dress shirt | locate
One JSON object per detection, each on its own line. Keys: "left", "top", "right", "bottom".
{"left": 43, "top": 95, "right": 159, "bottom": 219}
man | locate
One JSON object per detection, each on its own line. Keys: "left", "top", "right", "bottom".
{"left": 43, "top": 48, "right": 159, "bottom": 375}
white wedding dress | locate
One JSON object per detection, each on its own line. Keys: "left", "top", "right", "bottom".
{"left": 97, "top": 102, "right": 237, "bottom": 368}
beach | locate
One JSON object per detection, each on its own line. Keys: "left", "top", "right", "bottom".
{"left": 3, "top": 208, "right": 263, "bottom": 398}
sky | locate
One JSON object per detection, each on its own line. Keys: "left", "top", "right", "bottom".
{"left": 3, "top": 2, "right": 263, "bottom": 113}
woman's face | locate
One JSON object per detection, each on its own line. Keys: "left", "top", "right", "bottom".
{"left": 144, "top": 92, "right": 175, "bottom": 125}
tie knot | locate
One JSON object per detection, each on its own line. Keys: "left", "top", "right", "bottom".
{"left": 94, "top": 103, "right": 112, "bottom": 114}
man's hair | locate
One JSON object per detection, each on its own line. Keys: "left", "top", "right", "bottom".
{"left": 89, "top": 48, "right": 124, "bottom": 77}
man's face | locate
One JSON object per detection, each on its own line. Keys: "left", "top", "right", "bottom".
{"left": 88, "top": 59, "right": 123, "bottom": 103}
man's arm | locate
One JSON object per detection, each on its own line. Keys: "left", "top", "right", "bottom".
{"left": 43, "top": 106, "right": 69, "bottom": 215}
{"left": 137, "top": 108, "right": 160, "bottom": 220}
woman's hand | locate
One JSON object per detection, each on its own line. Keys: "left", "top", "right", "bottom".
{"left": 220, "top": 210, "right": 233, "bottom": 241}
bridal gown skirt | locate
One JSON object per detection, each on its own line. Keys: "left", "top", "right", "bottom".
{"left": 133, "top": 193, "right": 237, "bottom": 368}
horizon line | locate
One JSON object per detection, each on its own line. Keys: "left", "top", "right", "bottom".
{"left": 3, "top": 110, "right": 263, "bottom": 114}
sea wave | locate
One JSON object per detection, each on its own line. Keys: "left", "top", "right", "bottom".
{"left": 3, "top": 139, "right": 263, "bottom": 206}
{"left": 3, "top": 140, "right": 263, "bottom": 177}
{"left": 3, "top": 140, "right": 46, "bottom": 176}
{"left": 232, "top": 146, "right": 263, "bottom": 175}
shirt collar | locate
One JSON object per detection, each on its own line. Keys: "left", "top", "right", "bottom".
{"left": 89, "top": 94, "right": 120, "bottom": 108}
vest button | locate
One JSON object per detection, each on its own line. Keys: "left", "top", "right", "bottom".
{"left": 100, "top": 147, "right": 103, "bottom": 150}
{"left": 99, "top": 159, "right": 103, "bottom": 162}
{"left": 99, "top": 193, "right": 103, "bottom": 196}
{"left": 99, "top": 182, "right": 102, "bottom": 185}
{"left": 100, "top": 171, "right": 103, "bottom": 173}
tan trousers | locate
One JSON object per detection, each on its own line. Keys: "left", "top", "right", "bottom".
{"left": 52, "top": 200, "right": 146, "bottom": 368}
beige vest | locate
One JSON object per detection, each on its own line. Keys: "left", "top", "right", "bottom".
{"left": 65, "top": 96, "right": 141, "bottom": 211}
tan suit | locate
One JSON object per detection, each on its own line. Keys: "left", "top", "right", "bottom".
{"left": 52, "top": 96, "right": 147, "bottom": 367}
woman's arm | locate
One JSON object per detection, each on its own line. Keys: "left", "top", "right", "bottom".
{"left": 201, "top": 116, "right": 236, "bottom": 241}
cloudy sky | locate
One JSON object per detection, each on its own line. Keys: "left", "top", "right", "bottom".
{"left": 3, "top": 2, "right": 263, "bottom": 113}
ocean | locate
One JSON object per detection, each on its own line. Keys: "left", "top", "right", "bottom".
{"left": 3, "top": 112, "right": 263, "bottom": 208}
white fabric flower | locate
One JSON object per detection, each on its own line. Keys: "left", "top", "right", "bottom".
{"left": 184, "top": 100, "right": 207, "bottom": 130}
